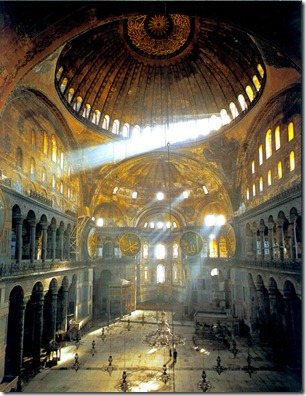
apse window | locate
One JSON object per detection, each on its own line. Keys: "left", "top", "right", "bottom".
{"left": 203, "top": 185, "right": 209, "bottom": 194}
{"left": 156, "top": 192, "right": 164, "bottom": 201}
{"left": 155, "top": 244, "right": 165, "bottom": 259}
{"left": 278, "top": 161, "right": 283, "bottom": 179}
{"left": 157, "top": 221, "right": 164, "bottom": 229}
{"left": 288, "top": 122, "right": 294, "bottom": 141}
{"left": 96, "top": 218, "right": 103, "bottom": 227}
{"left": 275, "top": 126, "right": 281, "bottom": 150}
{"left": 258, "top": 145, "right": 263, "bottom": 165}
{"left": 265, "top": 129, "right": 272, "bottom": 159}
{"left": 251, "top": 160, "right": 255, "bottom": 174}
{"left": 267, "top": 170, "right": 272, "bottom": 186}
{"left": 143, "top": 243, "right": 149, "bottom": 259}
{"left": 204, "top": 214, "right": 226, "bottom": 226}
{"left": 290, "top": 151, "right": 295, "bottom": 171}
{"left": 157, "top": 264, "right": 165, "bottom": 283}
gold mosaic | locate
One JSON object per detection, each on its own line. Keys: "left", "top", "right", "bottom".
{"left": 127, "top": 14, "right": 191, "bottom": 57}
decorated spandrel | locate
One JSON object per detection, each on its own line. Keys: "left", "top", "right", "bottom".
{"left": 119, "top": 233, "right": 141, "bottom": 257}
{"left": 180, "top": 231, "right": 203, "bottom": 256}
{"left": 87, "top": 227, "right": 97, "bottom": 258}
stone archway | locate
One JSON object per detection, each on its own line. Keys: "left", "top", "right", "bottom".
{"left": 4, "top": 286, "right": 25, "bottom": 382}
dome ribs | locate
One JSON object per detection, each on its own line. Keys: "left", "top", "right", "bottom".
{"left": 56, "top": 13, "right": 265, "bottom": 136}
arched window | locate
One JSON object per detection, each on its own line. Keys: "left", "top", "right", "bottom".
{"left": 257, "top": 64, "right": 264, "bottom": 78}
{"left": 173, "top": 266, "right": 179, "bottom": 283}
{"left": 267, "top": 169, "right": 272, "bottom": 186}
{"left": 157, "top": 264, "right": 165, "bottom": 283}
{"left": 122, "top": 123, "right": 130, "bottom": 137}
{"left": 275, "top": 126, "right": 281, "bottom": 150}
{"left": 290, "top": 151, "right": 295, "bottom": 171}
{"left": 60, "top": 151, "right": 64, "bottom": 169}
{"left": 209, "top": 236, "right": 218, "bottom": 257}
{"left": 43, "top": 132, "right": 48, "bottom": 155}
{"left": 259, "top": 177, "right": 263, "bottom": 192}
{"left": 252, "top": 183, "right": 256, "bottom": 196}
{"left": 67, "top": 88, "right": 74, "bottom": 103}
{"left": 288, "top": 122, "right": 294, "bottom": 141}
{"left": 143, "top": 243, "right": 149, "bottom": 259}
{"left": 51, "top": 135, "right": 57, "bottom": 162}
{"left": 60, "top": 181, "right": 64, "bottom": 194}
{"left": 246, "top": 188, "right": 250, "bottom": 201}
{"left": 278, "top": 161, "right": 283, "bottom": 179}
{"left": 252, "top": 75, "right": 261, "bottom": 91}
{"left": 83, "top": 103, "right": 91, "bottom": 118}
{"left": 73, "top": 96, "right": 82, "bottom": 112}
{"left": 251, "top": 160, "right": 255, "bottom": 174}
{"left": 219, "top": 236, "right": 227, "bottom": 258}
{"left": 144, "top": 266, "right": 148, "bottom": 283}
{"left": 16, "top": 147, "right": 23, "bottom": 168}
{"left": 42, "top": 167, "right": 47, "bottom": 183}
{"left": 258, "top": 144, "right": 263, "bottom": 165}
{"left": 229, "top": 102, "right": 239, "bottom": 119}
{"left": 246, "top": 85, "right": 254, "bottom": 102}
{"left": 202, "top": 237, "right": 208, "bottom": 257}
{"left": 173, "top": 243, "right": 178, "bottom": 258}
{"left": 102, "top": 115, "right": 110, "bottom": 130}
{"left": 52, "top": 174, "right": 56, "bottom": 189}
{"left": 112, "top": 119, "right": 120, "bottom": 134}
{"left": 67, "top": 187, "right": 71, "bottom": 199}
{"left": 56, "top": 66, "right": 63, "bottom": 81}
{"left": 30, "top": 158, "right": 35, "bottom": 177}
{"left": 265, "top": 129, "right": 272, "bottom": 158}
{"left": 96, "top": 218, "right": 103, "bottom": 227}
{"left": 132, "top": 125, "right": 141, "bottom": 138}
{"left": 238, "top": 94, "right": 247, "bottom": 111}
{"left": 60, "top": 77, "right": 68, "bottom": 93}
{"left": 155, "top": 244, "right": 165, "bottom": 259}
{"left": 92, "top": 109, "right": 101, "bottom": 125}
{"left": 220, "top": 108, "right": 231, "bottom": 124}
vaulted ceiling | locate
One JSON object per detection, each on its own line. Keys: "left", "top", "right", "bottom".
{"left": 1, "top": 1, "right": 301, "bottom": 223}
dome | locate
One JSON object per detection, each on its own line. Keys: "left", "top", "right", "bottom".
{"left": 55, "top": 12, "right": 265, "bottom": 143}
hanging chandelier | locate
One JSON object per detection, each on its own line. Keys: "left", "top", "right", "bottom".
{"left": 143, "top": 310, "right": 184, "bottom": 348}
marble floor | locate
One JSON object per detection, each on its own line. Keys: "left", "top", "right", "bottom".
{"left": 21, "top": 309, "right": 302, "bottom": 393}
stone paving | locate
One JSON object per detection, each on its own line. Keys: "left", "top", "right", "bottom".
{"left": 21, "top": 310, "right": 302, "bottom": 393}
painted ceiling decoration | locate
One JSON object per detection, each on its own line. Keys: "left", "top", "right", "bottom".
{"left": 125, "top": 14, "right": 193, "bottom": 57}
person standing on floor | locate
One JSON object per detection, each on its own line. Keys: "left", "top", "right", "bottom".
{"left": 173, "top": 348, "right": 177, "bottom": 362}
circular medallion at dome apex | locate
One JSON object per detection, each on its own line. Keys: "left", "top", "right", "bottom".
{"left": 126, "top": 14, "right": 193, "bottom": 57}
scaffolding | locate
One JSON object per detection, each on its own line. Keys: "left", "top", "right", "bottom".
{"left": 70, "top": 216, "right": 91, "bottom": 261}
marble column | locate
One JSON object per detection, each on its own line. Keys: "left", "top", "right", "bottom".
{"left": 41, "top": 222, "right": 48, "bottom": 263}
{"left": 289, "top": 214, "right": 298, "bottom": 260}
{"left": 277, "top": 217, "right": 285, "bottom": 261}
{"left": 58, "top": 224, "right": 65, "bottom": 261}
{"left": 268, "top": 220, "right": 274, "bottom": 261}
{"left": 15, "top": 215, "right": 24, "bottom": 264}
{"left": 51, "top": 224, "right": 57, "bottom": 262}
{"left": 259, "top": 222, "right": 265, "bottom": 261}
{"left": 29, "top": 219, "right": 36, "bottom": 263}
